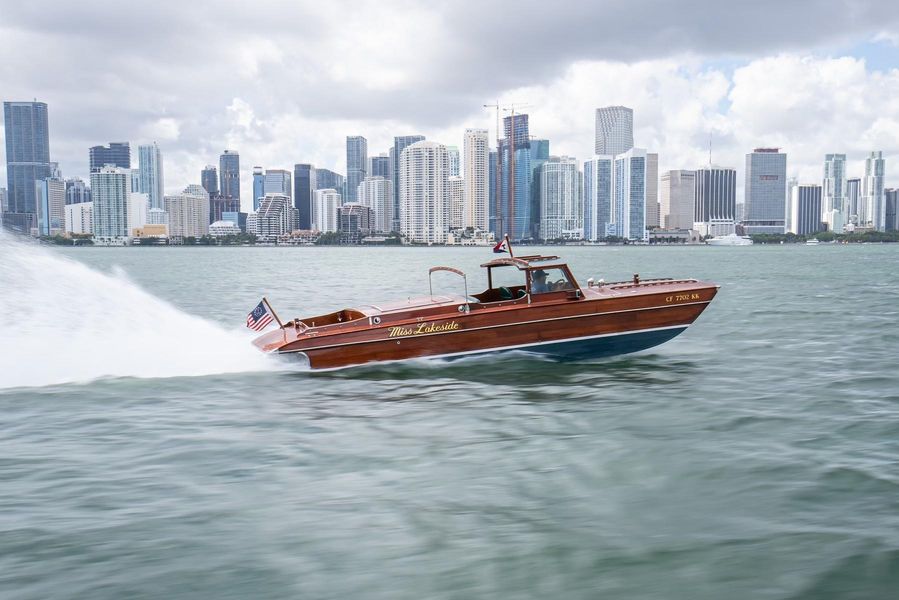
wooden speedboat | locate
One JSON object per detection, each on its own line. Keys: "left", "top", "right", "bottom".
{"left": 251, "top": 254, "right": 719, "bottom": 369}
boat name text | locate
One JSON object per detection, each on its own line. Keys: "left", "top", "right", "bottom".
{"left": 388, "top": 321, "right": 461, "bottom": 337}
{"left": 666, "top": 293, "right": 701, "bottom": 302}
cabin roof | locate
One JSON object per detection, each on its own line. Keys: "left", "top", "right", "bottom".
{"left": 479, "top": 254, "right": 562, "bottom": 269}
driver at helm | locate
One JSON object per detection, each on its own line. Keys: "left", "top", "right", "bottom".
{"left": 531, "top": 269, "right": 550, "bottom": 293}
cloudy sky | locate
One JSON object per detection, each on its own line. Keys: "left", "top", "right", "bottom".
{"left": 3, "top": 0, "right": 899, "bottom": 210}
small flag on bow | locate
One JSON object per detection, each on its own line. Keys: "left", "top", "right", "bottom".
{"left": 493, "top": 236, "right": 510, "bottom": 254}
{"left": 246, "top": 300, "right": 274, "bottom": 331}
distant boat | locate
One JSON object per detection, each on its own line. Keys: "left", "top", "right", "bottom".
{"left": 806, "top": 239, "right": 821, "bottom": 245}
{"left": 706, "top": 233, "right": 753, "bottom": 246}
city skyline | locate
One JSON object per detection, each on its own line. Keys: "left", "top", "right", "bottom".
{"left": 1, "top": 2, "right": 899, "bottom": 204}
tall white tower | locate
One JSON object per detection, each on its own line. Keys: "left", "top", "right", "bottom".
{"left": 822, "top": 153, "right": 847, "bottom": 233}
{"left": 862, "top": 151, "right": 885, "bottom": 230}
{"left": 595, "top": 106, "right": 634, "bottom": 156}
{"left": 399, "top": 140, "right": 450, "bottom": 244}
{"left": 462, "top": 128, "right": 489, "bottom": 231}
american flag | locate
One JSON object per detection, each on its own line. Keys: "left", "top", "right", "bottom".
{"left": 246, "top": 300, "right": 274, "bottom": 331}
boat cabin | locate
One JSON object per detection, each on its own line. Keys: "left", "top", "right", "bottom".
{"left": 470, "top": 255, "right": 582, "bottom": 304}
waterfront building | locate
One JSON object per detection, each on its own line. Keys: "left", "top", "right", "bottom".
{"left": 595, "top": 106, "right": 634, "bottom": 156}
{"left": 312, "top": 189, "right": 341, "bottom": 233}
{"left": 462, "top": 128, "right": 489, "bottom": 232}
{"left": 448, "top": 175, "right": 464, "bottom": 230}
{"left": 822, "top": 153, "right": 847, "bottom": 233}
{"left": 357, "top": 176, "right": 393, "bottom": 233}
{"left": 862, "top": 151, "right": 886, "bottom": 230}
{"left": 65, "top": 178, "right": 91, "bottom": 205}
{"left": 488, "top": 149, "right": 498, "bottom": 233}
{"left": 611, "top": 148, "right": 647, "bottom": 241}
{"left": 660, "top": 170, "right": 695, "bottom": 230}
{"left": 743, "top": 148, "right": 787, "bottom": 234}
{"left": 399, "top": 140, "right": 450, "bottom": 244}
{"left": 498, "top": 113, "right": 533, "bottom": 240}
{"left": 583, "top": 155, "right": 613, "bottom": 241}
{"left": 164, "top": 184, "right": 209, "bottom": 240}
{"left": 694, "top": 165, "right": 737, "bottom": 237}
{"left": 786, "top": 177, "right": 798, "bottom": 232}
{"left": 138, "top": 143, "right": 164, "bottom": 210}
{"left": 529, "top": 139, "right": 551, "bottom": 239}
{"left": 209, "top": 195, "right": 241, "bottom": 224}
{"left": 293, "top": 163, "right": 315, "bottom": 230}
{"left": 35, "top": 176, "right": 66, "bottom": 236}
{"left": 219, "top": 150, "right": 240, "bottom": 205}
{"left": 789, "top": 184, "right": 824, "bottom": 235}
{"left": 209, "top": 220, "right": 242, "bottom": 237}
{"left": 392, "top": 135, "right": 426, "bottom": 230}
{"left": 148, "top": 207, "right": 168, "bottom": 225}
{"left": 128, "top": 192, "right": 149, "bottom": 234}
{"left": 885, "top": 189, "right": 898, "bottom": 231}
{"left": 264, "top": 168, "right": 291, "bottom": 199}
{"left": 201, "top": 165, "right": 218, "bottom": 197}
{"left": 539, "top": 156, "right": 582, "bottom": 240}
{"left": 645, "top": 153, "right": 659, "bottom": 229}
{"left": 65, "top": 201, "right": 93, "bottom": 235}
{"left": 89, "top": 142, "right": 130, "bottom": 172}
{"left": 90, "top": 165, "right": 131, "bottom": 245}
{"left": 370, "top": 154, "right": 390, "bottom": 179}
{"left": 221, "top": 211, "right": 247, "bottom": 231}
{"left": 316, "top": 169, "right": 345, "bottom": 198}
{"left": 245, "top": 212, "right": 258, "bottom": 236}
{"left": 4, "top": 100, "right": 51, "bottom": 217}
{"left": 346, "top": 136, "right": 368, "bottom": 203}
{"left": 846, "top": 177, "right": 861, "bottom": 225}
{"left": 338, "top": 203, "right": 373, "bottom": 243}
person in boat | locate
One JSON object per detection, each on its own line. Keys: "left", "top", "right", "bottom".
{"left": 531, "top": 269, "right": 550, "bottom": 293}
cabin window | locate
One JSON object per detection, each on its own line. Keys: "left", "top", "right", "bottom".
{"left": 530, "top": 268, "right": 574, "bottom": 294}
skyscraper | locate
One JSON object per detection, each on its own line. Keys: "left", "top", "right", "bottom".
{"left": 448, "top": 175, "right": 464, "bottom": 230}
{"left": 499, "top": 113, "right": 532, "bottom": 240}
{"left": 789, "top": 185, "right": 823, "bottom": 235}
{"left": 346, "top": 136, "right": 368, "bottom": 203}
{"left": 399, "top": 140, "right": 450, "bottom": 244}
{"left": 264, "top": 169, "right": 291, "bottom": 198}
{"left": 65, "top": 178, "right": 91, "bottom": 205}
{"left": 35, "top": 176, "right": 66, "bottom": 236}
{"left": 293, "top": 164, "right": 316, "bottom": 229}
{"left": 862, "top": 151, "right": 885, "bottom": 230}
{"left": 90, "top": 165, "right": 131, "bottom": 245}
{"left": 392, "top": 135, "right": 425, "bottom": 230}
{"left": 595, "top": 106, "right": 634, "bottom": 156}
{"left": 316, "top": 169, "right": 345, "bottom": 197}
{"left": 447, "top": 146, "right": 461, "bottom": 177}
{"left": 89, "top": 143, "right": 130, "bottom": 172}
{"left": 312, "top": 189, "right": 341, "bottom": 233}
{"left": 4, "top": 101, "right": 51, "bottom": 216}
{"left": 370, "top": 154, "right": 390, "bottom": 179}
{"left": 660, "top": 170, "right": 695, "bottom": 230}
{"left": 694, "top": 165, "right": 737, "bottom": 237}
{"left": 219, "top": 150, "right": 240, "bottom": 204}
{"left": 252, "top": 166, "right": 265, "bottom": 211}
{"left": 583, "top": 155, "right": 613, "bottom": 241}
{"left": 846, "top": 177, "right": 861, "bottom": 225}
{"left": 529, "top": 139, "right": 551, "bottom": 239}
{"left": 885, "top": 189, "right": 898, "bottom": 232}
{"left": 462, "top": 128, "right": 489, "bottom": 231}
{"left": 138, "top": 143, "right": 164, "bottom": 210}
{"left": 201, "top": 165, "right": 219, "bottom": 197}
{"left": 822, "top": 153, "right": 847, "bottom": 233}
{"left": 612, "top": 148, "right": 647, "bottom": 241}
{"left": 165, "top": 184, "right": 210, "bottom": 240}
{"left": 645, "top": 153, "right": 659, "bottom": 229}
{"left": 539, "top": 156, "right": 582, "bottom": 240}
{"left": 357, "top": 176, "right": 393, "bottom": 233}
{"left": 743, "top": 147, "right": 787, "bottom": 234}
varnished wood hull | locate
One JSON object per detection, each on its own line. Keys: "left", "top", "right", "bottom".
{"left": 254, "top": 281, "right": 719, "bottom": 370}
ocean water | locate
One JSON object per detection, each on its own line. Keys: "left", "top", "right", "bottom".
{"left": 1, "top": 238, "right": 898, "bottom": 599}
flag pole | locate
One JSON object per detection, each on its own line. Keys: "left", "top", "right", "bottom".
{"left": 262, "top": 296, "right": 284, "bottom": 328}
{"left": 506, "top": 234, "right": 514, "bottom": 258}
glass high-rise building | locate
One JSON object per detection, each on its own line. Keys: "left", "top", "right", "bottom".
{"left": 89, "top": 143, "right": 130, "bottom": 172}
{"left": 539, "top": 156, "right": 582, "bottom": 240}
{"left": 138, "top": 143, "right": 164, "bottom": 210}
{"left": 583, "top": 155, "right": 613, "bottom": 241}
{"left": 822, "top": 153, "right": 847, "bottom": 233}
{"left": 293, "top": 164, "right": 316, "bottom": 229}
{"left": 392, "top": 135, "right": 425, "bottom": 231}
{"left": 316, "top": 169, "right": 345, "bottom": 198}
{"left": 264, "top": 169, "right": 292, "bottom": 198}
{"left": 346, "top": 136, "right": 368, "bottom": 203}
{"left": 370, "top": 154, "right": 390, "bottom": 179}
{"left": 846, "top": 177, "right": 861, "bottom": 225}
{"left": 219, "top": 150, "right": 240, "bottom": 204}
{"left": 743, "top": 148, "right": 787, "bottom": 234}
{"left": 789, "top": 185, "right": 824, "bottom": 235}
{"left": 498, "top": 113, "right": 532, "bottom": 240}
{"left": 201, "top": 165, "right": 219, "bottom": 197}
{"left": 252, "top": 166, "right": 265, "bottom": 211}
{"left": 694, "top": 165, "right": 737, "bottom": 237}
{"left": 65, "top": 178, "right": 91, "bottom": 205}
{"left": 4, "top": 101, "right": 51, "bottom": 216}
{"left": 595, "top": 106, "right": 634, "bottom": 156}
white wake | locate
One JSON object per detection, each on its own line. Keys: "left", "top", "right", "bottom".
{"left": 0, "top": 234, "right": 278, "bottom": 389}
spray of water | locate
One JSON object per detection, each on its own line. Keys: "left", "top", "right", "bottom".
{"left": 0, "top": 234, "right": 281, "bottom": 389}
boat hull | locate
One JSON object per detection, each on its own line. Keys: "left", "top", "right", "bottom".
{"left": 258, "top": 282, "right": 717, "bottom": 370}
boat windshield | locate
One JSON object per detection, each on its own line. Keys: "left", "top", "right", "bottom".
{"left": 473, "top": 265, "right": 527, "bottom": 302}
{"left": 530, "top": 267, "right": 575, "bottom": 294}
